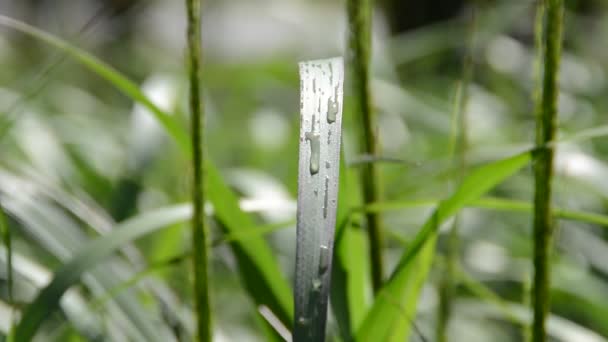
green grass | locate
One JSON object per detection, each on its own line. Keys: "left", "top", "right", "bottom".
{"left": 1, "top": 1, "right": 608, "bottom": 341}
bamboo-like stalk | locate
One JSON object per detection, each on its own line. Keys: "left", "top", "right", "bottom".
{"left": 186, "top": 0, "right": 212, "bottom": 340}
{"left": 347, "top": 0, "right": 385, "bottom": 293}
{"left": 437, "top": 6, "right": 476, "bottom": 342}
{"left": 532, "top": 1, "right": 563, "bottom": 341}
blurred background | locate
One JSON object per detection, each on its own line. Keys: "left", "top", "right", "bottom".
{"left": 1, "top": 0, "right": 608, "bottom": 341}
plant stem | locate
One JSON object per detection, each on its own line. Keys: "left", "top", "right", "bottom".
{"left": 0, "top": 205, "right": 13, "bottom": 336}
{"left": 186, "top": 0, "right": 211, "bottom": 341}
{"left": 437, "top": 5, "right": 476, "bottom": 342}
{"left": 532, "top": 1, "right": 563, "bottom": 341}
{"left": 347, "top": 0, "right": 385, "bottom": 293}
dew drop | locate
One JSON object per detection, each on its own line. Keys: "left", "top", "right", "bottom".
{"left": 325, "top": 161, "right": 330, "bottom": 169}
{"left": 312, "top": 79, "right": 316, "bottom": 93}
{"left": 305, "top": 132, "right": 320, "bottom": 175}
{"left": 323, "top": 176, "right": 329, "bottom": 218}
{"left": 298, "top": 317, "right": 309, "bottom": 326}
{"left": 327, "top": 97, "right": 338, "bottom": 123}
{"left": 319, "top": 245, "right": 329, "bottom": 274}
{"left": 312, "top": 278, "right": 322, "bottom": 291}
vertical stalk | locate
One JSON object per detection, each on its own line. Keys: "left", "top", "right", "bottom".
{"left": 522, "top": 272, "right": 532, "bottom": 342}
{"left": 347, "top": 0, "right": 385, "bottom": 293}
{"left": 532, "top": 1, "right": 563, "bottom": 341}
{"left": 0, "top": 205, "right": 13, "bottom": 337}
{"left": 437, "top": 5, "right": 476, "bottom": 342}
{"left": 186, "top": 0, "right": 211, "bottom": 341}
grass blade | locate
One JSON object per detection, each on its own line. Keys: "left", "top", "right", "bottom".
{"left": 13, "top": 204, "right": 191, "bottom": 341}
{"left": 294, "top": 57, "right": 344, "bottom": 341}
{"left": 363, "top": 196, "right": 608, "bottom": 230}
{"left": 207, "top": 164, "right": 294, "bottom": 327}
{"left": 356, "top": 151, "right": 531, "bottom": 341}
{"left": 0, "top": 15, "right": 190, "bottom": 153}
{"left": 331, "top": 154, "right": 368, "bottom": 341}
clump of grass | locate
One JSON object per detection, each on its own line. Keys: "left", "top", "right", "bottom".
{"left": 347, "top": 0, "right": 385, "bottom": 293}
{"left": 531, "top": 0, "right": 564, "bottom": 341}
{"left": 185, "top": 0, "right": 212, "bottom": 340}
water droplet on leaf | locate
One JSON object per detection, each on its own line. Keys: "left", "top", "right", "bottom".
{"left": 305, "top": 132, "right": 320, "bottom": 175}
{"left": 327, "top": 97, "right": 338, "bottom": 123}
{"left": 312, "top": 278, "right": 322, "bottom": 291}
{"left": 319, "top": 245, "right": 330, "bottom": 274}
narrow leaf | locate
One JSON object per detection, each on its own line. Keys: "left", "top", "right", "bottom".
{"left": 331, "top": 152, "right": 368, "bottom": 341}
{"left": 294, "top": 57, "right": 344, "bottom": 341}
{"left": 207, "top": 164, "right": 294, "bottom": 327}
{"left": 356, "top": 151, "right": 531, "bottom": 341}
{"left": 0, "top": 15, "right": 190, "bottom": 152}
{"left": 14, "top": 205, "right": 191, "bottom": 341}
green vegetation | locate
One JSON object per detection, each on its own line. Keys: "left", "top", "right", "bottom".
{"left": 0, "top": 0, "right": 606, "bottom": 341}
{"left": 347, "top": 0, "right": 385, "bottom": 293}
{"left": 185, "top": 0, "right": 212, "bottom": 340}
{"left": 532, "top": 0, "right": 564, "bottom": 341}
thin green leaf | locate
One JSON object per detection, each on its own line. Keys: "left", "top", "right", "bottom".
{"left": 331, "top": 153, "right": 368, "bottom": 341}
{"left": 13, "top": 204, "right": 191, "bottom": 341}
{"left": 0, "top": 15, "right": 190, "bottom": 153}
{"left": 208, "top": 164, "right": 294, "bottom": 327}
{"left": 361, "top": 196, "right": 608, "bottom": 229}
{"left": 356, "top": 151, "right": 531, "bottom": 341}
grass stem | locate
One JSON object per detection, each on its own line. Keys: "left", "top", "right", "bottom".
{"left": 186, "top": 0, "right": 212, "bottom": 340}
{"left": 347, "top": 0, "right": 385, "bottom": 294}
{"left": 437, "top": 5, "right": 476, "bottom": 341}
{"left": 532, "top": 0, "right": 563, "bottom": 341}
{"left": 0, "top": 205, "right": 13, "bottom": 336}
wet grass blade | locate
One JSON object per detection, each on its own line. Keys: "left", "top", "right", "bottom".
{"left": 356, "top": 151, "right": 531, "bottom": 341}
{"left": 294, "top": 57, "right": 344, "bottom": 341}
